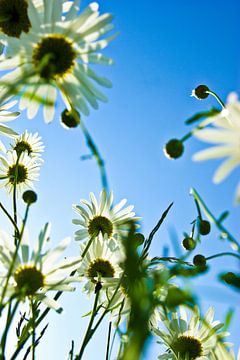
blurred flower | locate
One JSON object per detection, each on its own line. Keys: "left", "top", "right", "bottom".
{"left": 0, "top": 151, "right": 40, "bottom": 194}
{"left": 0, "top": 223, "right": 81, "bottom": 312}
{"left": 0, "top": 1, "right": 114, "bottom": 122}
{"left": 10, "top": 130, "right": 44, "bottom": 159}
{"left": 72, "top": 190, "right": 139, "bottom": 245}
{"left": 109, "top": 264, "right": 169, "bottom": 328}
{"left": 192, "top": 93, "right": 240, "bottom": 202}
{"left": 154, "top": 306, "right": 231, "bottom": 360}
{"left": 0, "top": 98, "right": 19, "bottom": 137}
{"left": 78, "top": 235, "right": 123, "bottom": 296}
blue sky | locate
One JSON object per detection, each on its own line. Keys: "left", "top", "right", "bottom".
{"left": 3, "top": 0, "right": 240, "bottom": 358}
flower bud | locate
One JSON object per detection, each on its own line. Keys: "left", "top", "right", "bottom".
{"left": 22, "top": 190, "right": 37, "bottom": 205}
{"left": 61, "top": 108, "right": 80, "bottom": 128}
{"left": 164, "top": 139, "right": 184, "bottom": 159}
{"left": 182, "top": 237, "right": 196, "bottom": 250}
{"left": 198, "top": 220, "right": 211, "bottom": 235}
{"left": 193, "top": 254, "right": 206, "bottom": 267}
{"left": 222, "top": 272, "right": 236, "bottom": 284}
{"left": 133, "top": 233, "right": 145, "bottom": 246}
{"left": 192, "top": 85, "right": 210, "bottom": 100}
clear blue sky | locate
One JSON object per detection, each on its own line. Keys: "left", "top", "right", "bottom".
{"left": 4, "top": 0, "right": 239, "bottom": 358}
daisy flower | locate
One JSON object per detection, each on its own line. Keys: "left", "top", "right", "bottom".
{"left": 0, "top": 97, "right": 19, "bottom": 137}
{"left": 0, "top": 1, "right": 114, "bottom": 122}
{"left": 10, "top": 130, "right": 44, "bottom": 159}
{"left": 154, "top": 306, "right": 230, "bottom": 360}
{"left": 78, "top": 235, "right": 123, "bottom": 296}
{"left": 192, "top": 92, "right": 240, "bottom": 201}
{"left": 72, "top": 190, "right": 139, "bottom": 245}
{"left": 0, "top": 223, "right": 81, "bottom": 312}
{"left": 0, "top": 150, "right": 40, "bottom": 193}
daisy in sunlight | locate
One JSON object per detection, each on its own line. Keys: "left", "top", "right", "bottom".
{"left": 0, "top": 1, "right": 115, "bottom": 122}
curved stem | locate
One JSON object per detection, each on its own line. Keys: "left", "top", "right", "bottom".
{"left": 190, "top": 188, "right": 240, "bottom": 252}
{"left": 0, "top": 202, "right": 20, "bottom": 237}
{"left": 206, "top": 90, "right": 226, "bottom": 109}
{"left": 206, "top": 252, "right": 240, "bottom": 261}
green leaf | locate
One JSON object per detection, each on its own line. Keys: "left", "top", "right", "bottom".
{"left": 218, "top": 211, "right": 229, "bottom": 223}
{"left": 185, "top": 107, "right": 220, "bottom": 125}
{"left": 223, "top": 308, "right": 234, "bottom": 331}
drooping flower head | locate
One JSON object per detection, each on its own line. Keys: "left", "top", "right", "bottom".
{"left": 0, "top": 223, "right": 81, "bottom": 312}
{"left": 0, "top": 1, "right": 115, "bottom": 122}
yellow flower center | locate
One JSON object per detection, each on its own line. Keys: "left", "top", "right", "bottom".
{"left": 88, "top": 216, "right": 113, "bottom": 238}
{"left": 32, "top": 35, "right": 76, "bottom": 80}
{"left": 87, "top": 258, "right": 115, "bottom": 280}
{"left": 14, "top": 265, "right": 44, "bottom": 296}
{"left": 7, "top": 163, "right": 28, "bottom": 184}
{"left": 14, "top": 141, "right": 32, "bottom": 156}
{"left": 171, "top": 335, "right": 203, "bottom": 360}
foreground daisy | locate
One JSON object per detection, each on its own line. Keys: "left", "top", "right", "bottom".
{"left": 72, "top": 190, "right": 139, "bottom": 245}
{"left": 0, "top": 1, "right": 114, "bottom": 122}
{"left": 192, "top": 92, "right": 240, "bottom": 201}
{"left": 154, "top": 306, "right": 230, "bottom": 360}
{"left": 0, "top": 150, "right": 40, "bottom": 193}
{"left": 0, "top": 223, "right": 81, "bottom": 312}
{"left": 78, "top": 235, "right": 123, "bottom": 296}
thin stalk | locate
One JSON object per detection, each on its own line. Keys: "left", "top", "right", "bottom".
{"left": 190, "top": 188, "right": 240, "bottom": 252}
{"left": 13, "top": 156, "right": 20, "bottom": 246}
{"left": 206, "top": 252, "right": 240, "bottom": 261}
{"left": 79, "top": 121, "right": 109, "bottom": 193}
{"left": 1, "top": 300, "right": 19, "bottom": 358}
{"left": 30, "top": 298, "right": 36, "bottom": 360}
{"left": 0, "top": 202, "right": 20, "bottom": 237}
{"left": 206, "top": 90, "right": 226, "bottom": 109}
{"left": 76, "top": 286, "right": 101, "bottom": 360}
{"left": 0, "top": 203, "right": 29, "bottom": 310}
{"left": 105, "top": 321, "right": 112, "bottom": 360}
{"left": 194, "top": 199, "right": 202, "bottom": 220}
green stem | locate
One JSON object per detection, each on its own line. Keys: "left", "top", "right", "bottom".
{"left": 30, "top": 298, "right": 36, "bottom": 360}
{"left": 194, "top": 199, "right": 202, "bottom": 220}
{"left": 1, "top": 300, "right": 19, "bottom": 358}
{"left": 0, "top": 203, "right": 30, "bottom": 311}
{"left": 105, "top": 321, "right": 112, "bottom": 360}
{"left": 76, "top": 275, "right": 123, "bottom": 360}
{"left": 206, "top": 90, "right": 226, "bottom": 109}
{"left": 0, "top": 202, "right": 20, "bottom": 237}
{"left": 76, "top": 285, "right": 101, "bottom": 360}
{"left": 190, "top": 188, "right": 240, "bottom": 252}
{"left": 79, "top": 122, "right": 109, "bottom": 193}
{"left": 206, "top": 252, "right": 240, "bottom": 261}
{"left": 13, "top": 156, "right": 20, "bottom": 246}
